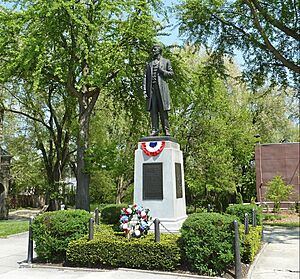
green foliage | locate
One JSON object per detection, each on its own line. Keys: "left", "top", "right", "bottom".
{"left": 89, "top": 170, "right": 116, "bottom": 204}
{"left": 88, "top": 98, "right": 142, "bottom": 205}
{"left": 170, "top": 47, "right": 257, "bottom": 211}
{"left": 251, "top": 89, "right": 299, "bottom": 144}
{"left": 241, "top": 226, "right": 262, "bottom": 263}
{"left": 90, "top": 203, "right": 110, "bottom": 213}
{"left": 266, "top": 176, "right": 294, "bottom": 212}
{"left": 31, "top": 210, "right": 91, "bottom": 262}
{"left": 0, "top": 220, "right": 28, "bottom": 238}
{"left": 67, "top": 225, "right": 181, "bottom": 271}
{"left": 263, "top": 213, "right": 282, "bottom": 222}
{"left": 2, "top": 111, "right": 47, "bottom": 198}
{"left": 0, "top": 0, "right": 164, "bottom": 211}
{"left": 176, "top": 0, "right": 299, "bottom": 87}
{"left": 226, "top": 204, "right": 263, "bottom": 225}
{"left": 179, "top": 212, "right": 237, "bottom": 276}
{"left": 100, "top": 204, "right": 127, "bottom": 227}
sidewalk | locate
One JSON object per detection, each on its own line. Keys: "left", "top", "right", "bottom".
{"left": 248, "top": 226, "right": 299, "bottom": 279}
{"left": 0, "top": 232, "right": 222, "bottom": 279}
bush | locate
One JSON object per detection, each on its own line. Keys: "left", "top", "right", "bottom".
{"left": 266, "top": 176, "right": 293, "bottom": 212}
{"left": 67, "top": 224, "right": 181, "bottom": 271}
{"left": 32, "top": 210, "right": 91, "bottom": 262}
{"left": 90, "top": 203, "right": 109, "bottom": 213}
{"left": 179, "top": 213, "right": 237, "bottom": 276}
{"left": 226, "top": 204, "right": 262, "bottom": 225}
{"left": 100, "top": 203, "right": 127, "bottom": 227}
{"left": 241, "top": 226, "right": 262, "bottom": 263}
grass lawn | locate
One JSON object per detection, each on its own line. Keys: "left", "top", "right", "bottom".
{"left": 263, "top": 212, "right": 299, "bottom": 227}
{"left": 0, "top": 220, "right": 29, "bottom": 238}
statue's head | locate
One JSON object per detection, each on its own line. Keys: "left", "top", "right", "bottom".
{"left": 152, "top": 44, "right": 162, "bottom": 56}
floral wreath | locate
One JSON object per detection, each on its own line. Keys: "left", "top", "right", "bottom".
{"left": 119, "top": 204, "right": 151, "bottom": 238}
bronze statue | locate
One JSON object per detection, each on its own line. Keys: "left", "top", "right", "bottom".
{"left": 143, "top": 44, "right": 174, "bottom": 136}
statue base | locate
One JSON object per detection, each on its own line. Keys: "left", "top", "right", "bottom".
{"left": 133, "top": 137, "right": 187, "bottom": 232}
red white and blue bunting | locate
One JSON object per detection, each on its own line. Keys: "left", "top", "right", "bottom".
{"left": 141, "top": 141, "right": 165, "bottom": 157}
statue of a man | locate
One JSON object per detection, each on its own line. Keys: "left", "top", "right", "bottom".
{"left": 143, "top": 44, "right": 174, "bottom": 136}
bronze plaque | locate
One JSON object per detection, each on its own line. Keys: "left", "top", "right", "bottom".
{"left": 143, "top": 163, "right": 163, "bottom": 200}
{"left": 175, "top": 163, "right": 183, "bottom": 198}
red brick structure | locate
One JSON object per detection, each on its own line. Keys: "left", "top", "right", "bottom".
{"left": 255, "top": 143, "right": 299, "bottom": 204}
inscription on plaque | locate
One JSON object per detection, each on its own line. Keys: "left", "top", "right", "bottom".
{"left": 175, "top": 163, "right": 183, "bottom": 199}
{"left": 143, "top": 163, "right": 163, "bottom": 200}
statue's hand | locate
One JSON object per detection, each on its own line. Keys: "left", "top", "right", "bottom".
{"left": 158, "top": 66, "right": 164, "bottom": 74}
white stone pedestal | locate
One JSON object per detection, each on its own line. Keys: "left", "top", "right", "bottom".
{"left": 133, "top": 137, "right": 187, "bottom": 232}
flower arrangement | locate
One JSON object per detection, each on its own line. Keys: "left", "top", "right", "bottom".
{"left": 120, "top": 204, "right": 151, "bottom": 239}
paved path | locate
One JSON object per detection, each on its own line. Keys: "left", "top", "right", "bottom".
{"left": 0, "top": 232, "right": 31, "bottom": 275}
{"left": 248, "top": 226, "right": 299, "bottom": 279}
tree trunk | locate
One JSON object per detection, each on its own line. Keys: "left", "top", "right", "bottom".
{"left": 46, "top": 164, "right": 61, "bottom": 211}
{"left": 116, "top": 175, "right": 124, "bottom": 204}
{"left": 75, "top": 96, "right": 91, "bottom": 211}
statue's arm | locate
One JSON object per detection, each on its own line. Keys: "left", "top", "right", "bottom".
{"left": 159, "top": 59, "right": 174, "bottom": 78}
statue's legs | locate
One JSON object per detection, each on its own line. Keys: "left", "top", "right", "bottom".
{"left": 160, "top": 111, "right": 170, "bottom": 136}
{"left": 150, "top": 96, "right": 159, "bottom": 136}
{"left": 150, "top": 84, "right": 170, "bottom": 136}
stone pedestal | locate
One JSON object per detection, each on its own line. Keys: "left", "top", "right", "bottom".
{"left": 133, "top": 136, "right": 187, "bottom": 232}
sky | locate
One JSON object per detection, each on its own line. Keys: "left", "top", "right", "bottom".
{"left": 155, "top": 0, "right": 245, "bottom": 68}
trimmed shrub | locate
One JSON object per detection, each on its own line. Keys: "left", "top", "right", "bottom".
{"left": 66, "top": 224, "right": 181, "bottom": 271}
{"left": 100, "top": 204, "right": 127, "bottom": 227}
{"left": 226, "top": 204, "right": 263, "bottom": 225}
{"left": 32, "top": 210, "right": 91, "bottom": 262}
{"left": 241, "top": 226, "right": 263, "bottom": 263}
{"left": 179, "top": 213, "right": 237, "bottom": 276}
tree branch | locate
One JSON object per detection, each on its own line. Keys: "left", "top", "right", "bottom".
{"left": 245, "top": 0, "right": 300, "bottom": 73}
{"left": 249, "top": 0, "right": 300, "bottom": 41}
{"left": 212, "top": 14, "right": 270, "bottom": 52}
{"left": 4, "top": 107, "right": 51, "bottom": 130}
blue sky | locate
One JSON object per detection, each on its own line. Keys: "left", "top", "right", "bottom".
{"left": 156, "top": 0, "right": 245, "bottom": 67}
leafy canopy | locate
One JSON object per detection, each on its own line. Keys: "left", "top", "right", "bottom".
{"left": 176, "top": 0, "right": 300, "bottom": 88}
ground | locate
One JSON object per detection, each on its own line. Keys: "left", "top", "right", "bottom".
{"left": 263, "top": 211, "right": 299, "bottom": 225}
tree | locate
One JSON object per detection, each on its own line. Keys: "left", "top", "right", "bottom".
{"left": 266, "top": 175, "right": 293, "bottom": 212}
{"left": 250, "top": 87, "right": 299, "bottom": 143}
{"left": 0, "top": 0, "right": 162, "bottom": 211}
{"left": 88, "top": 89, "right": 148, "bottom": 204}
{"left": 167, "top": 46, "right": 257, "bottom": 210}
{"left": 1, "top": 81, "right": 76, "bottom": 210}
{"left": 176, "top": 0, "right": 300, "bottom": 87}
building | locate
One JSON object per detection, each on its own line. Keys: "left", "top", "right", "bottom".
{"left": 255, "top": 142, "right": 299, "bottom": 207}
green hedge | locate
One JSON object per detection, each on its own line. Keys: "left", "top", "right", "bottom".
{"left": 67, "top": 224, "right": 181, "bottom": 271}
{"left": 179, "top": 212, "right": 237, "bottom": 276}
{"left": 226, "top": 204, "right": 263, "bottom": 225}
{"left": 100, "top": 204, "right": 127, "bottom": 227}
{"left": 241, "top": 226, "right": 263, "bottom": 263}
{"left": 32, "top": 210, "right": 91, "bottom": 262}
